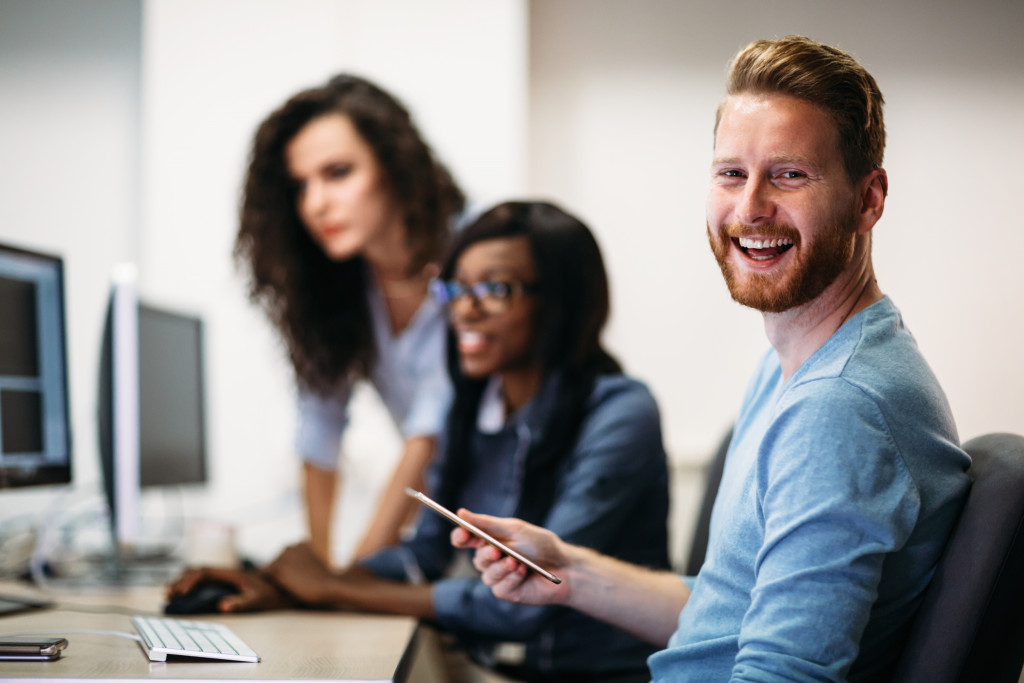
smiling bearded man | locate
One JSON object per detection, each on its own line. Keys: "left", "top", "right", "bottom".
{"left": 452, "top": 35, "right": 973, "bottom": 683}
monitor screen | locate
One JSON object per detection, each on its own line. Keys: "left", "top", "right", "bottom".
{"left": 138, "top": 304, "right": 206, "bottom": 488}
{"left": 0, "top": 242, "right": 71, "bottom": 489}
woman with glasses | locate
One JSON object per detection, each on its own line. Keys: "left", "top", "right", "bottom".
{"left": 174, "top": 201, "right": 670, "bottom": 682}
{"left": 235, "top": 74, "right": 465, "bottom": 563}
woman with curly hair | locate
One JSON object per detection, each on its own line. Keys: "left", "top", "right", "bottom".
{"left": 234, "top": 74, "right": 465, "bottom": 562}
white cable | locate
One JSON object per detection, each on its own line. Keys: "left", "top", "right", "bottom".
{"left": 0, "top": 628, "right": 142, "bottom": 642}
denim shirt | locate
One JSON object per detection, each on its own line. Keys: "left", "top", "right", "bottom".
{"left": 361, "top": 372, "right": 671, "bottom": 679}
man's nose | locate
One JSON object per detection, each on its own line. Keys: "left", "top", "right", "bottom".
{"left": 736, "top": 176, "right": 775, "bottom": 225}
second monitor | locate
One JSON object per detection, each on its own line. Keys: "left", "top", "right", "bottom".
{"left": 98, "top": 265, "right": 207, "bottom": 566}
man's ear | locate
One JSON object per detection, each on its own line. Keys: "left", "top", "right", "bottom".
{"left": 856, "top": 166, "right": 887, "bottom": 234}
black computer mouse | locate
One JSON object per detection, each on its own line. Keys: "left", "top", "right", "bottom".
{"left": 164, "top": 581, "right": 239, "bottom": 615}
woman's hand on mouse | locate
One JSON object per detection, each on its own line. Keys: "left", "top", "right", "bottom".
{"left": 167, "top": 567, "right": 295, "bottom": 613}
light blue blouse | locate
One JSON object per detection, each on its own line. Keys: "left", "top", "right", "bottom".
{"left": 294, "top": 276, "right": 453, "bottom": 470}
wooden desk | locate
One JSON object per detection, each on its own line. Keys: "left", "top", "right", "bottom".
{"left": 0, "top": 581, "right": 419, "bottom": 682}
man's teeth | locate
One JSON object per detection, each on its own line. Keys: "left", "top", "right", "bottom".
{"left": 741, "top": 236, "right": 794, "bottom": 249}
{"left": 737, "top": 237, "right": 794, "bottom": 249}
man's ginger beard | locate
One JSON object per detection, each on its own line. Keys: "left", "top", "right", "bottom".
{"left": 707, "top": 206, "right": 859, "bottom": 313}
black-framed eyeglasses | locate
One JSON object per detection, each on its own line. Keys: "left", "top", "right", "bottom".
{"left": 430, "top": 278, "right": 541, "bottom": 315}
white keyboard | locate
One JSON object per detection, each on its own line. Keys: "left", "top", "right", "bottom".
{"left": 132, "top": 615, "right": 260, "bottom": 662}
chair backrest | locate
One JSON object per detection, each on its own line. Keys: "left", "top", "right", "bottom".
{"left": 893, "top": 432, "right": 1024, "bottom": 683}
{"left": 685, "top": 427, "right": 733, "bottom": 577}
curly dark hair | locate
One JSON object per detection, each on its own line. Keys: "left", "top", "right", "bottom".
{"left": 433, "top": 201, "right": 622, "bottom": 524}
{"left": 234, "top": 74, "right": 465, "bottom": 393}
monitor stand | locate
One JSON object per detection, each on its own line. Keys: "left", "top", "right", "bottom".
{"left": 91, "top": 543, "right": 184, "bottom": 587}
{"left": 97, "top": 546, "right": 185, "bottom": 586}
{"left": 39, "top": 544, "right": 184, "bottom": 589}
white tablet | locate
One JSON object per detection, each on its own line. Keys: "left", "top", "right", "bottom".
{"left": 405, "top": 488, "right": 562, "bottom": 584}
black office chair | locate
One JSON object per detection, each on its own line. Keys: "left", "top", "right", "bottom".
{"left": 892, "top": 432, "right": 1024, "bottom": 682}
{"left": 685, "top": 427, "right": 733, "bottom": 577}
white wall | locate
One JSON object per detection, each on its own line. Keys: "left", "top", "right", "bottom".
{"left": 0, "top": 0, "right": 141, "bottom": 532}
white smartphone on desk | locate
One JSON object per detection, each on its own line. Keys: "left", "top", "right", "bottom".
{"left": 405, "top": 488, "right": 562, "bottom": 584}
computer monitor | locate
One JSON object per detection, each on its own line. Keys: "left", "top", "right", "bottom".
{"left": 97, "top": 265, "right": 207, "bottom": 559}
{"left": 0, "top": 242, "right": 72, "bottom": 490}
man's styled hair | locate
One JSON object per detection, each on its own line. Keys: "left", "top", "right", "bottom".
{"left": 716, "top": 35, "right": 886, "bottom": 182}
